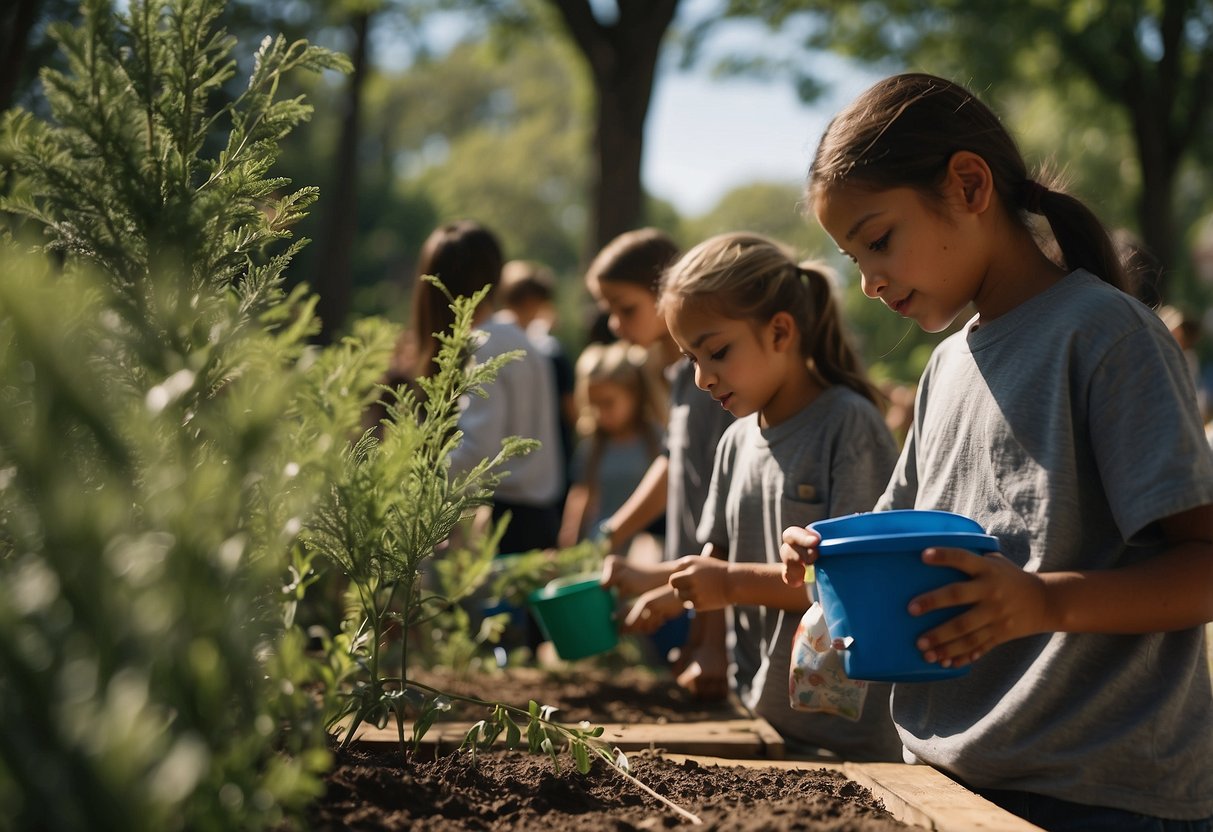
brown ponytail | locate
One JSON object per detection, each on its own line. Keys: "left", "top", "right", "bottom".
{"left": 1023, "top": 181, "right": 1129, "bottom": 292}
{"left": 799, "top": 263, "right": 883, "bottom": 409}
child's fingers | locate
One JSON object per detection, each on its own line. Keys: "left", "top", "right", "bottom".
{"left": 600, "top": 554, "right": 626, "bottom": 588}
{"left": 919, "top": 619, "right": 997, "bottom": 667}
{"left": 621, "top": 603, "right": 663, "bottom": 634}
{"left": 779, "top": 526, "right": 820, "bottom": 588}
{"left": 780, "top": 525, "right": 821, "bottom": 551}
{"left": 780, "top": 558, "right": 805, "bottom": 587}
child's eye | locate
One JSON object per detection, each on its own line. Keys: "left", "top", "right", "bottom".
{"left": 868, "top": 231, "right": 891, "bottom": 253}
{"left": 710, "top": 345, "right": 729, "bottom": 362}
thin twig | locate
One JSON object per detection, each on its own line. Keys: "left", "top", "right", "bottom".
{"left": 600, "top": 751, "right": 703, "bottom": 825}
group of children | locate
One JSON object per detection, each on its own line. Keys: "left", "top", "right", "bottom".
{"left": 387, "top": 73, "right": 1213, "bottom": 831}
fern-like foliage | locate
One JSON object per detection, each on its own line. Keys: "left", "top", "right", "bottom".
{"left": 0, "top": 2, "right": 374, "bottom": 829}
{"left": 0, "top": 0, "right": 349, "bottom": 389}
{"left": 304, "top": 279, "right": 540, "bottom": 752}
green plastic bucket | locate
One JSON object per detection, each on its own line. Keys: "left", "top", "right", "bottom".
{"left": 527, "top": 573, "right": 618, "bottom": 661}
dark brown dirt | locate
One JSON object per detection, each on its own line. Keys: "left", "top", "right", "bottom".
{"left": 306, "top": 667, "right": 914, "bottom": 830}
{"left": 306, "top": 747, "right": 913, "bottom": 831}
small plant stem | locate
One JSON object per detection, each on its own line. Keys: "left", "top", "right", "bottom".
{"left": 403, "top": 680, "right": 703, "bottom": 826}
{"left": 601, "top": 754, "right": 703, "bottom": 826}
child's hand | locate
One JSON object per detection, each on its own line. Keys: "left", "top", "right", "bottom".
{"left": 674, "top": 615, "right": 729, "bottom": 701}
{"left": 675, "top": 639, "right": 729, "bottom": 701}
{"left": 601, "top": 553, "right": 677, "bottom": 598}
{"left": 910, "top": 548, "right": 1050, "bottom": 668}
{"left": 780, "top": 525, "right": 821, "bottom": 587}
{"left": 618, "top": 585, "right": 686, "bottom": 634}
{"left": 669, "top": 556, "right": 731, "bottom": 611}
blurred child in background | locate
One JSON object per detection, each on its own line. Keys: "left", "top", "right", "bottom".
{"left": 406, "top": 221, "right": 564, "bottom": 556}
{"left": 585, "top": 227, "right": 733, "bottom": 697}
{"left": 497, "top": 259, "right": 577, "bottom": 510}
{"left": 559, "top": 341, "right": 665, "bottom": 549}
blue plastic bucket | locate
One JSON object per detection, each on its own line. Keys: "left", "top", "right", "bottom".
{"left": 809, "top": 510, "right": 1000, "bottom": 683}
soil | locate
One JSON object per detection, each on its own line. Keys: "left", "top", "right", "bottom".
{"left": 305, "top": 667, "right": 914, "bottom": 831}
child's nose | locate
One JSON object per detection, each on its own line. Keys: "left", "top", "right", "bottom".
{"left": 693, "top": 362, "right": 713, "bottom": 391}
{"left": 860, "top": 270, "right": 887, "bottom": 299}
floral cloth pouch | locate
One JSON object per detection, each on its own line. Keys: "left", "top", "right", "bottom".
{"left": 788, "top": 603, "right": 867, "bottom": 721}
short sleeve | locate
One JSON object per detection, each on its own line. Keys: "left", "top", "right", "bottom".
{"left": 696, "top": 427, "right": 738, "bottom": 550}
{"left": 1087, "top": 326, "right": 1213, "bottom": 541}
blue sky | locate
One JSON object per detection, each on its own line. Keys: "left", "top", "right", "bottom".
{"left": 641, "top": 7, "right": 884, "bottom": 216}
{"left": 645, "top": 57, "right": 882, "bottom": 216}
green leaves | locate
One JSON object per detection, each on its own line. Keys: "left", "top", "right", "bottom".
{"left": 0, "top": 2, "right": 374, "bottom": 828}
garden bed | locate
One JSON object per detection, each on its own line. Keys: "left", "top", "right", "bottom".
{"left": 306, "top": 747, "right": 913, "bottom": 830}
{"left": 316, "top": 666, "right": 1042, "bottom": 831}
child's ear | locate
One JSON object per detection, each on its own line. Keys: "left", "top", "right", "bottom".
{"left": 769, "top": 311, "right": 797, "bottom": 352}
{"left": 947, "top": 151, "right": 994, "bottom": 214}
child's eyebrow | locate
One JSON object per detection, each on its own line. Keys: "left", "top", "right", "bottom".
{"left": 846, "top": 211, "right": 885, "bottom": 241}
{"left": 690, "top": 331, "right": 721, "bottom": 349}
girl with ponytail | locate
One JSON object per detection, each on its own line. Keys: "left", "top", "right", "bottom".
{"left": 782, "top": 73, "right": 1213, "bottom": 829}
{"left": 614, "top": 231, "right": 904, "bottom": 761}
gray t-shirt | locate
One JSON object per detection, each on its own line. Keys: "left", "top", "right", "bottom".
{"left": 449, "top": 319, "right": 563, "bottom": 507}
{"left": 878, "top": 271, "right": 1213, "bottom": 818}
{"left": 699, "top": 385, "right": 903, "bottom": 761}
{"left": 665, "top": 358, "right": 733, "bottom": 560}
{"left": 570, "top": 431, "right": 661, "bottom": 531}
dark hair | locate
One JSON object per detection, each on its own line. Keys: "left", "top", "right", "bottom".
{"left": 659, "top": 232, "right": 882, "bottom": 408}
{"left": 808, "top": 73, "right": 1127, "bottom": 292}
{"left": 585, "top": 227, "right": 679, "bottom": 295}
{"left": 408, "top": 220, "right": 503, "bottom": 379}
{"left": 499, "top": 259, "right": 556, "bottom": 307}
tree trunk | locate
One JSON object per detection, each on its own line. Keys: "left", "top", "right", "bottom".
{"left": 0, "top": 0, "right": 43, "bottom": 112}
{"left": 550, "top": 0, "right": 680, "bottom": 260}
{"left": 1132, "top": 116, "right": 1179, "bottom": 298}
{"left": 314, "top": 10, "right": 371, "bottom": 343}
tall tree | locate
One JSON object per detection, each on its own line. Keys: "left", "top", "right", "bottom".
{"left": 545, "top": 0, "right": 680, "bottom": 257}
{"left": 729, "top": 0, "right": 1213, "bottom": 296}
{"left": 312, "top": 7, "right": 374, "bottom": 342}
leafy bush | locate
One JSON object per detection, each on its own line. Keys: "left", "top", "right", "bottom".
{"left": 0, "top": 1, "right": 371, "bottom": 828}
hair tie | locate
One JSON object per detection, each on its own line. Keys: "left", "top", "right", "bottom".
{"left": 1022, "top": 180, "right": 1049, "bottom": 215}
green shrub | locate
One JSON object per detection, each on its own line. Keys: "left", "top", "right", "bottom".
{"left": 0, "top": 1, "right": 370, "bottom": 828}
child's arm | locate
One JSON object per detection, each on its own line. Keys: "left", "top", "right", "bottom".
{"left": 670, "top": 556, "right": 812, "bottom": 612}
{"left": 598, "top": 455, "right": 668, "bottom": 552}
{"left": 600, "top": 552, "right": 681, "bottom": 597}
{"left": 557, "top": 482, "right": 592, "bottom": 549}
{"left": 910, "top": 503, "right": 1213, "bottom": 669}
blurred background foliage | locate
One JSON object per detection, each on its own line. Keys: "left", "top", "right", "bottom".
{"left": 4, "top": 0, "right": 1213, "bottom": 383}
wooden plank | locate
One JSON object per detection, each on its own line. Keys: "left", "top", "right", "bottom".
{"left": 841, "top": 762, "right": 1043, "bottom": 832}
{"left": 344, "top": 716, "right": 785, "bottom": 759}
{"left": 662, "top": 755, "right": 1043, "bottom": 832}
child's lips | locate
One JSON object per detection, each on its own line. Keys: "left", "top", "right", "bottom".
{"left": 888, "top": 292, "right": 913, "bottom": 315}
{"left": 715, "top": 393, "right": 732, "bottom": 409}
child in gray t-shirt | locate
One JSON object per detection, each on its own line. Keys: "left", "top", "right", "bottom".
{"left": 614, "top": 233, "right": 904, "bottom": 762}
{"left": 784, "top": 73, "right": 1213, "bottom": 826}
